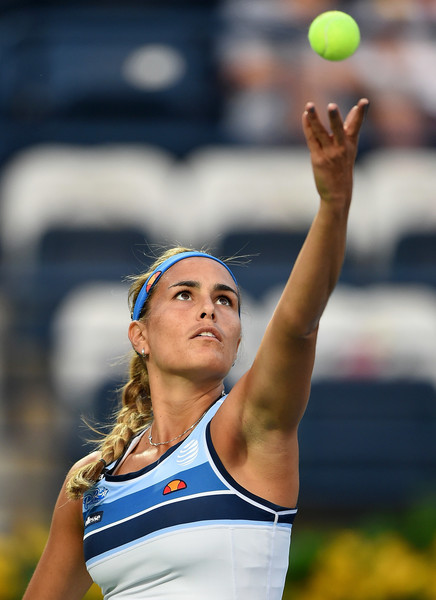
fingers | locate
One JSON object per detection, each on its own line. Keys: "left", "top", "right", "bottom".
{"left": 303, "top": 101, "right": 346, "bottom": 147}
{"left": 344, "top": 98, "right": 370, "bottom": 139}
{"left": 327, "top": 103, "right": 345, "bottom": 145}
{"left": 303, "top": 102, "right": 331, "bottom": 148}
{"left": 303, "top": 98, "right": 369, "bottom": 147}
{"left": 302, "top": 104, "right": 317, "bottom": 146}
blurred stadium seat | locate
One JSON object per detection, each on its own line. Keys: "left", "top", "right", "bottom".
{"left": 359, "top": 148, "right": 436, "bottom": 272}
{"left": 0, "top": 291, "right": 5, "bottom": 429}
{"left": 315, "top": 283, "right": 436, "bottom": 385}
{"left": 50, "top": 281, "right": 131, "bottom": 411}
{"left": 0, "top": 5, "right": 222, "bottom": 159}
{"left": 0, "top": 142, "right": 166, "bottom": 346}
{"left": 216, "top": 229, "right": 306, "bottom": 298}
{"left": 389, "top": 230, "right": 436, "bottom": 287}
{"left": 216, "top": 226, "right": 368, "bottom": 297}
{"left": 218, "top": 228, "right": 306, "bottom": 260}
{"left": 0, "top": 144, "right": 175, "bottom": 261}
{"left": 0, "top": 6, "right": 220, "bottom": 120}
{"left": 173, "top": 147, "right": 319, "bottom": 247}
{"left": 228, "top": 282, "right": 436, "bottom": 388}
{"left": 171, "top": 146, "right": 372, "bottom": 274}
{"left": 299, "top": 378, "right": 436, "bottom": 511}
{"left": 11, "top": 225, "right": 147, "bottom": 347}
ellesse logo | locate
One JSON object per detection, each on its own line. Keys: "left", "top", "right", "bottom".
{"left": 163, "top": 479, "right": 187, "bottom": 495}
{"left": 85, "top": 511, "right": 103, "bottom": 528}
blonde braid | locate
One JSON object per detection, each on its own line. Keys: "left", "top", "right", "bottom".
{"left": 66, "top": 354, "right": 152, "bottom": 499}
{"left": 66, "top": 246, "right": 195, "bottom": 500}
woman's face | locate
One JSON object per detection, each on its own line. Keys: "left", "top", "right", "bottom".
{"left": 139, "top": 258, "right": 242, "bottom": 384}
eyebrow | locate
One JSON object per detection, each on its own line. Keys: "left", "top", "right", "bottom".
{"left": 169, "top": 280, "right": 239, "bottom": 298}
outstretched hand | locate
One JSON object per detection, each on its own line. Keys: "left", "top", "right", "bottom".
{"left": 302, "top": 98, "right": 369, "bottom": 207}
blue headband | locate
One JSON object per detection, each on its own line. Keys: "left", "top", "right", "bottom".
{"left": 132, "top": 251, "right": 239, "bottom": 320}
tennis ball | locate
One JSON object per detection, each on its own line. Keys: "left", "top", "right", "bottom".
{"left": 308, "top": 11, "right": 360, "bottom": 61}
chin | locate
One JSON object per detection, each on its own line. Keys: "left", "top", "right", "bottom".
{"left": 188, "top": 357, "right": 232, "bottom": 382}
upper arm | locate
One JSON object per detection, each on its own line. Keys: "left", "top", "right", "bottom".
{"left": 223, "top": 298, "right": 318, "bottom": 447}
{"left": 23, "top": 461, "right": 96, "bottom": 600}
{"left": 245, "top": 306, "right": 318, "bottom": 430}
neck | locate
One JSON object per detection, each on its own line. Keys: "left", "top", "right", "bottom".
{"left": 148, "top": 398, "right": 222, "bottom": 447}
{"left": 147, "top": 380, "right": 225, "bottom": 445}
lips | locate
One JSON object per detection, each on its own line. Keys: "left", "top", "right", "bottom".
{"left": 191, "top": 327, "right": 222, "bottom": 342}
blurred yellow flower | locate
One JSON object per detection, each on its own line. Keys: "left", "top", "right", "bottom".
{"left": 292, "top": 529, "right": 436, "bottom": 600}
{"left": 0, "top": 522, "right": 102, "bottom": 600}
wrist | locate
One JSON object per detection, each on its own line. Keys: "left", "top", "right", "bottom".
{"left": 318, "top": 195, "right": 351, "bottom": 220}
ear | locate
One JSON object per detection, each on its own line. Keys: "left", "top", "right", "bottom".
{"left": 128, "top": 320, "right": 150, "bottom": 356}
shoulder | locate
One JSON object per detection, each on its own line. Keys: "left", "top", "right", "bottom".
{"left": 71, "top": 450, "right": 102, "bottom": 472}
{"left": 63, "top": 450, "right": 103, "bottom": 503}
{"left": 63, "top": 450, "right": 102, "bottom": 493}
{"left": 62, "top": 451, "right": 102, "bottom": 507}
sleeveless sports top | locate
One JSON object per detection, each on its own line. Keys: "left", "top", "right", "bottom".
{"left": 82, "top": 396, "right": 297, "bottom": 599}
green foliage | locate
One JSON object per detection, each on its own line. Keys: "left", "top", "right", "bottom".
{"left": 285, "top": 500, "right": 436, "bottom": 600}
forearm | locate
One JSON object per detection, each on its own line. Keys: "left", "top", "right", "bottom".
{"left": 277, "top": 199, "right": 350, "bottom": 337}
{"left": 275, "top": 98, "right": 369, "bottom": 339}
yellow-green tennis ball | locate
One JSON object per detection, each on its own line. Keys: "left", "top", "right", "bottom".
{"left": 308, "top": 11, "right": 360, "bottom": 61}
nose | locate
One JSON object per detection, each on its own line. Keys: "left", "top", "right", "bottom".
{"left": 200, "top": 311, "right": 215, "bottom": 320}
{"left": 199, "top": 297, "right": 215, "bottom": 320}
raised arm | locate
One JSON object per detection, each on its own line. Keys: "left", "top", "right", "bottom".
{"left": 212, "top": 99, "right": 369, "bottom": 505}
{"left": 248, "top": 98, "right": 369, "bottom": 424}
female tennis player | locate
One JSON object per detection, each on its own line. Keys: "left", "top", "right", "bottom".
{"left": 24, "top": 98, "right": 368, "bottom": 600}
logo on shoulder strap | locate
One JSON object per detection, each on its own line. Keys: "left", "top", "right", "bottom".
{"left": 85, "top": 511, "right": 104, "bottom": 528}
{"left": 83, "top": 487, "right": 109, "bottom": 509}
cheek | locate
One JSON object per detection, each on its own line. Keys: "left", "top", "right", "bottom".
{"left": 144, "top": 311, "right": 179, "bottom": 353}
{"left": 231, "top": 321, "right": 242, "bottom": 353}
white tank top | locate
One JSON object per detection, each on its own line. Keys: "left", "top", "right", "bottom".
{"left": 82, "top": 396, "right": 297, "bottom": 599}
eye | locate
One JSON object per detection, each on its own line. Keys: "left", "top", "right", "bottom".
{"left": 216, "top": 295, "right": 232, "bottom": 307}
{"left": 175, "top": 290, "right": 192, "bottom": 301}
